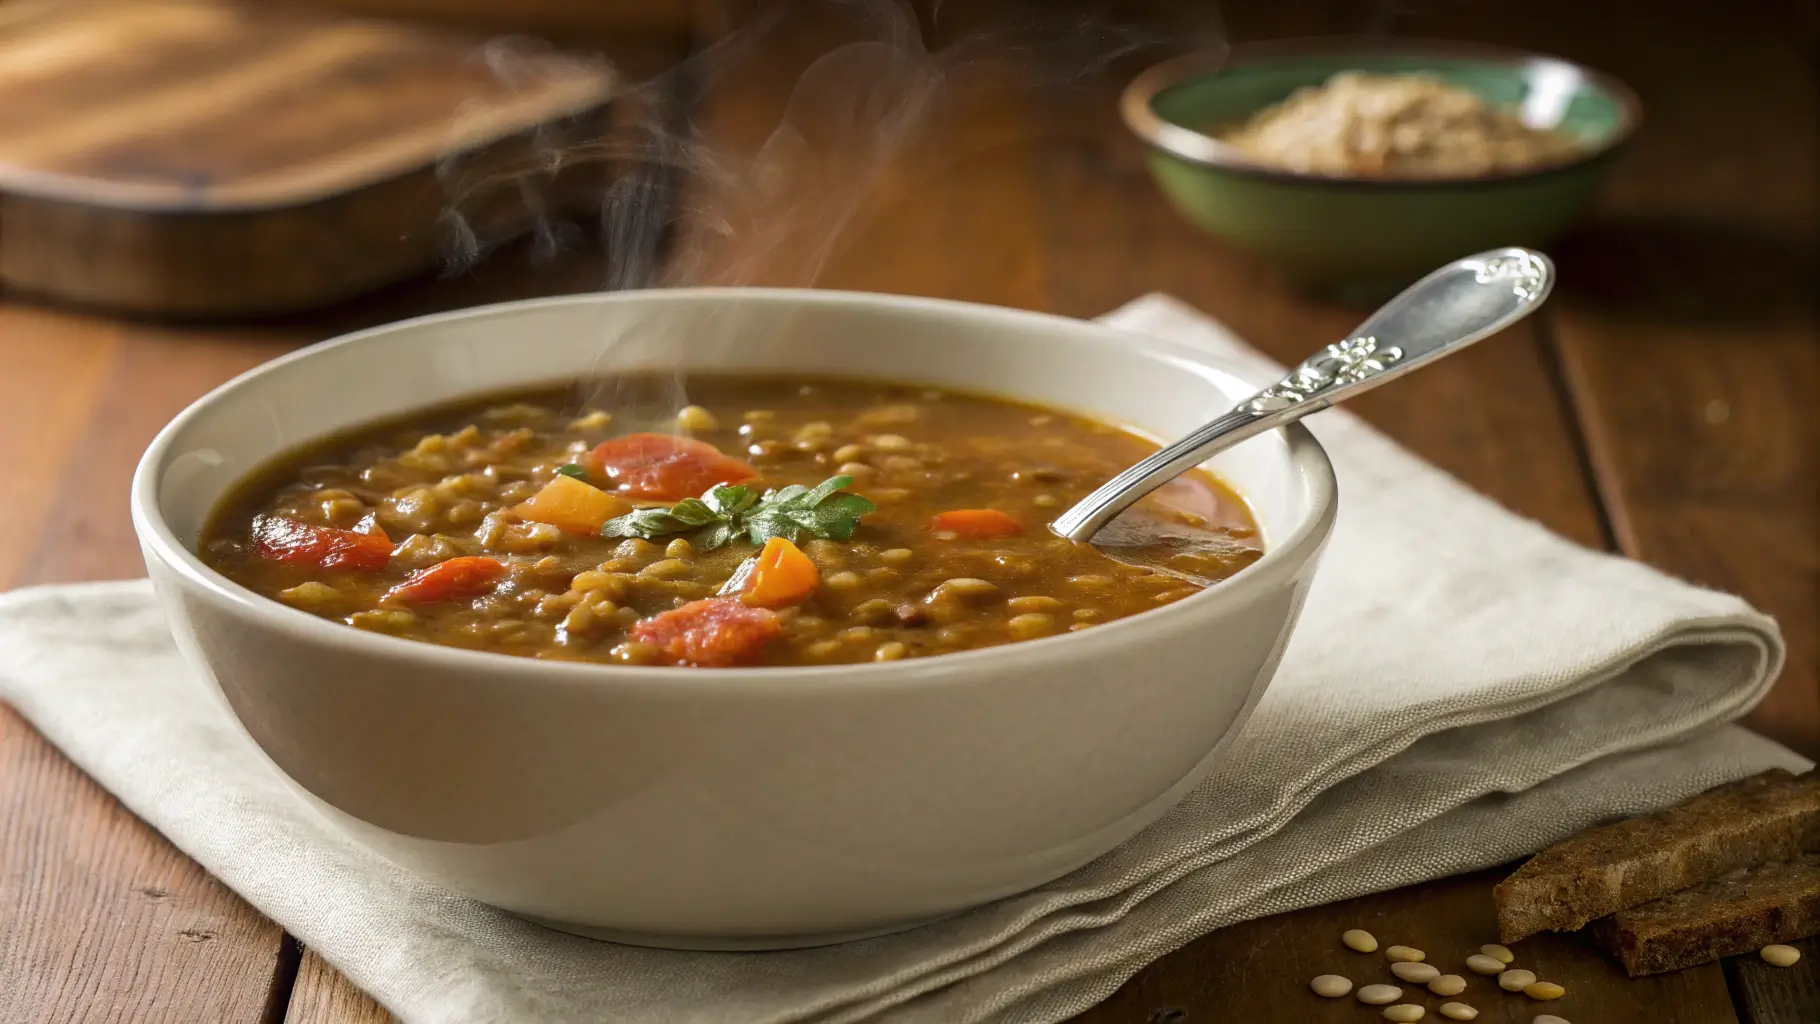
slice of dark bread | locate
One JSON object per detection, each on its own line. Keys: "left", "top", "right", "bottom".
{"left": 1589, "top": 852, "right": 1820, "bottom": 975}
{"left": 1494, "top": 769, "right": 1820, "bottom": 942}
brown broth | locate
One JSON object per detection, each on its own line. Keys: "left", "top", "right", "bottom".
{"left": 202, "top": 374, "right": 1264, "bottom": 666}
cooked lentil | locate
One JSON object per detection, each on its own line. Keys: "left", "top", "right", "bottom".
{"left": 203, "top": 375, "right": 1262, "bottom": 667}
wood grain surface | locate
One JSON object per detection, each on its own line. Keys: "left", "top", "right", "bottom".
{"left": 0, "top": 0, "right": 614, "bottom": 207}
{"left": 286, "top": 948, "right": 392, "bottom": 1024}
{"left": 0, "top": 710, "right": 293, "bottom": 1024}
{"left": 1086, "top": 867, "right": 1750, "bottom": 1024}
{"left": 0, "top": 0, "right": 619, "bottom": 316}
{"left": 0, "top": 0, "right": 1813, "bottom": 1021}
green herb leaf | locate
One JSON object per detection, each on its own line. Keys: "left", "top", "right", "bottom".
{"left": 691, "top": 520, "right": 744, "bottom": 552}
{"left": 802, "top": 475, "right": 850, "bottom": 505}
{"left": 666, "top": 498, "right": 720, "bottom": 528}
{"left": 555, "top": 463, "right": 590, "bottom": 480}
{"left": 600, "top": 507, "right": 689, "bottom": 539}
{"left": 702, "top": 484, "right": 757, "bottom": 517}
{"left": 811, "top": 494, "right": 875, "bottom": 539}
{"left": 599, "top": 474, "right": 875, "bottom": 549}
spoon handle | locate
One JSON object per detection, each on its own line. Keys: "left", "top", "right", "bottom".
{"left": 1052, "top": 247, "right": 1555, "bottom": 543}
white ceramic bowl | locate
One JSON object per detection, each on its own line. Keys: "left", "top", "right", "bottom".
{"left": 131, "top": 289, "right": 1336, "bottom": 949}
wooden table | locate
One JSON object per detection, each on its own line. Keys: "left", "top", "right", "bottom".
{"left": 1, "top": 1, "right": 1813, "bottom": 1020}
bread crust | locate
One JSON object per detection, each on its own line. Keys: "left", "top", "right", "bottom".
{"left": 1494, "top": 769, "right": 1820, "bottom": 942}
{"left": 1588, "top": 852, "right": 1820, "bottom": 975}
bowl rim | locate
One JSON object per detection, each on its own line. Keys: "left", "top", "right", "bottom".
{"left": 131, "top": 287, "right": 1338, "bottom": 693}
{"left": 1121, "top": 36, "right": 1643, "bottom": 188}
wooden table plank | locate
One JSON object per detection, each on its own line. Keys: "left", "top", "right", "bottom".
{"left": 0, "top": 711, "right": 293, "bottom": 1024}
{"left": 12, "top": 327, "right": 300, "bottom": 587}
{"left": 1729, "top": 939, "right": 1820, "bottom": 1024}
{"left": 1555, "top": 313, "right": 1819, "bottom": 758}
{"left": 1082, "top": 867, "right": 1741, "bottom": 1023}
{"left": 286, "top": 948, "right": 392, "bottom": 1024}
{"left": 0, "top": 306, "right": 121, "bottom": 587}
{"left": 0, "top": 305, "right": 300, "bottom": 1023}
{"left": 1535, "top": 1, "right": 1818, "bottom": 757}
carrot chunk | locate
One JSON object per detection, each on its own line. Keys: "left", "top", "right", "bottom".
{"left": 739, "top": 537, "right": 820, "bottom": 608}
{"left": 930, "top": 508, "right": 1023, "bottom": 538}
{"left": 385, "top": 556, "right": 508, "bottom": 604}
{"left": 251, "top": 515, "right": 392, "bottom": 572}
{"left": 589, "top": 433, "right": 756, "bottom": 501}
{"left": 629, "top": 597, "right": 781, "bottom": 667}
{"left": 513, "top": 474, "right": 633, "bottom": 535}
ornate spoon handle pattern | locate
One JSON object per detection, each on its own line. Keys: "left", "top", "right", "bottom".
{"left": 1052, "top": 248, "right": 1555, "bottom": 543}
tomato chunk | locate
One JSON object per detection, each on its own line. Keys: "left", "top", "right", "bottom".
{"left": 740, "top": 537, "right": 820, "bottom": 608}
{"left": 930, "top": 508, "right": 1023, "bottom": 538}
{"left": 514, "top": 474, "right": 633, "bottom": 535}
{"left": 252, "top": 515, "right": 392, "bottom": 572}
{"left": 385, "top": 556, "right": 508, "bottom": 604}
{"left": 589, "top": 433, "right": 756, "bottom": 501}
{"left": 630, "top": 597, "right": 780, "bottom": 667}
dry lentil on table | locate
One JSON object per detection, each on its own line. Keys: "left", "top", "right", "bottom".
{"left": 202, "top": 374, "right": 1264, "bottom": 667}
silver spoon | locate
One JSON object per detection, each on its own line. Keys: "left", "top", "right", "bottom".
{"left": 1052, "top": 247, "right": 1555, "bottom": 554}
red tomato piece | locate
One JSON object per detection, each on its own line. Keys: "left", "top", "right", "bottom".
{"left": 252, "top": 515, "right": 392, "bottom": 572}
{"left": 930, "top": 508, "right": 1024, "bottom": 538}
{"left": 589, "top": 433, "right": 756, "bottom": 500}
{"left": 385, "top": 556, "right": 509, "bottom": 604}
{"left": 629, "top": 597, "right": 781, "bottom": 667}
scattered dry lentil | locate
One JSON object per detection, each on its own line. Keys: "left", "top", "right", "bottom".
{"left": 1391, "top": 962, "right": 1440, "bottom": 983}
{"left": 1465, "top": 954, "right": 1505, "bottom": 976}
{"left": 1497, "top": 969, "right": 1537, "bottom": 992}
{"left": 1427, "top": 974, "right": 1466, "bottom": 997}
{"left": 1523, "top": 981, "right": 1565, "bottom": 1001}
{"left": 1761, "top": 944, "right": 1801, "bottom": 966}
{"left": 1480, "top": 943, "right": 1514, "bottom": 963}
{"left": 1309, "top": 975, "right": 1352, "bottom": 998}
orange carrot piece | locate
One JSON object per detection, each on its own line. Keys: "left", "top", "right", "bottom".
{"left": 739, "top": 537, "right": 820, "bottom": 608}
{"left": 514, "top": 474, "right": 633, "bottom": 535}
{"left": 930, "top": 508, "right": 1023, "bottom": 538}
{"left": 385, "top": 556, "right": 508, "bottom": 604}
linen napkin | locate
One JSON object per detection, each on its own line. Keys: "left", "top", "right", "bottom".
{"left": 0, "top": 294, "right": 1801, "bottom": 1024}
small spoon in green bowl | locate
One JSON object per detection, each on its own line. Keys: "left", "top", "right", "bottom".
{"left": 1053, "top": 246, "right": 1555, "bottom": 579}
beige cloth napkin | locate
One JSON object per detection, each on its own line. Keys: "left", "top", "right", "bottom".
{"left": 0, "top": 294, "right": 1801, "bottom": 1024}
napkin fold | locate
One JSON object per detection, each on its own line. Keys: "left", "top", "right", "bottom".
{"left": 0, "top": 294, "right": 1801, "bottom": 1024}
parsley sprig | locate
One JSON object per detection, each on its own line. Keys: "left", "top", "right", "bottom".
{"left": 601, "top": 475, "right": 876, "bottom": 551}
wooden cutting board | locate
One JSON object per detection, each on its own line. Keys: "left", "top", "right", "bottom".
{"left": 0, "top": 0, "right": 619, "bottom": 318}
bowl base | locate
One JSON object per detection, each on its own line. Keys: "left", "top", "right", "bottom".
{"left": 516, "top": 910, "right": 960, "bottom": 951}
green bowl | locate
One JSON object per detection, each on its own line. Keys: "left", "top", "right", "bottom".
{"left": 1122, "top": 39, "right": 1640, "bottom": 299}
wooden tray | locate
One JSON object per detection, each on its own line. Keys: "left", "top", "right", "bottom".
{"left": 0, "top": 0, "right": 618, "bottom": 318}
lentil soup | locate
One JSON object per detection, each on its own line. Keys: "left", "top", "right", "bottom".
{"left": 202, "top": 375, "right": 1263, "bottom": 667}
